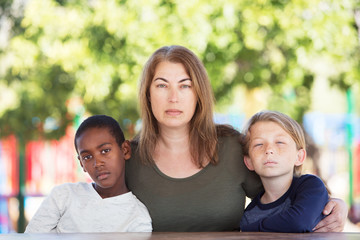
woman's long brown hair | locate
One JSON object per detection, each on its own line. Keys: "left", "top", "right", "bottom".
{"left": 137, "top": 45, "right": 218, "bottom": 168}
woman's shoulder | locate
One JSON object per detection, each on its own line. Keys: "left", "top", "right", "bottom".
{"left": 130, "top": 135, "right": 140, "bottom": 145}
{"left": 216, "top": 124, "right": 241, "bottom": 137}
{"left": 127, "top": 136, "right": 143, "bottom": 167}
{"left": 216, "top": 124, "right": 243, "bottom": 146}
{"left": 215, "top": 125, "right": 244, "bottom": 158}
{"left": 129, "top": 136, "right": 140, "bottom": 153}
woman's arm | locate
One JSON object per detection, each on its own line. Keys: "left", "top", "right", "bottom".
{"left": 313, "top": 198, "right": 348, "bottom": 232}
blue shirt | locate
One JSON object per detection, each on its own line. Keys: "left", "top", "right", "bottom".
{"left": 240, "top": 174, "right": 329, "bottom": 232}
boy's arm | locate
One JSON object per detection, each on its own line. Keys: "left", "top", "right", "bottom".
{"left": 25, "top": 187, "right": 63, "bottom": 233}
{"left": 241, "top": 175, "right": 329, "bottom": 233}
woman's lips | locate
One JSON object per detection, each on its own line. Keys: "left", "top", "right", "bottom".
{"left": 165, "top": 109, "right": 182, "bottom": 116}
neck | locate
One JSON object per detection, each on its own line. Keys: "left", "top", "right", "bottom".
{"left": 260, "top": 174, "right": 293, "bottom": 204}
{"left": 93, "top": 183, "right": 129, "bottom": 199}
{"left": 153, "top": 125, "right": 203, "bottom": 178}
{"left": 156, "top": 124, "right": 191, "bottom": 150}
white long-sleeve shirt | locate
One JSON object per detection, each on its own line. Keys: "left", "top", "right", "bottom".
{"left": 25, "top": 182, "right": 152, "bottom": 233}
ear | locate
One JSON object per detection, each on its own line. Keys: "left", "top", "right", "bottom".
{"left": 78, "top": 155, "right": 87, "bottom": 172}
{"left": 244, "top": 155, "right": 255, "bottom": 171}
{"left": 122, "top": 140, "right": 132, "bottom": 160}
{"left": 295, "top": 149, "right": 306, "bottom": 167}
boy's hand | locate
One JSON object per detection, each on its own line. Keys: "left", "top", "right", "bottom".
{"left": 313, "top": 198, "right": 348, "bottom": 232}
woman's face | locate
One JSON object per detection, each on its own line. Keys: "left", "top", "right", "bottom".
{"left": 149, "top": 61, "right": 197, "bottom": 131}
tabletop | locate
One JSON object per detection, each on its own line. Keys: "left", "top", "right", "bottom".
{"left": 1, "top": 232, "right": 360, "bottom": 240}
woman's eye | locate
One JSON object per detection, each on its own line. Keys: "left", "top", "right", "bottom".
{"left": 181, "top": 84, "right": 191, "bottom": 89}
{"left": 156, "top": 84, "right": 167, "bottom": 88}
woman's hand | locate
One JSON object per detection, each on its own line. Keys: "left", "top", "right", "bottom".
{"left": 313, "top": 198, "right": 348, "bottom": 232}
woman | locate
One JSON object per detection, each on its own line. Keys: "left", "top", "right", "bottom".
{"left": 125, "top": 45, "right": 347, "bottom": 232}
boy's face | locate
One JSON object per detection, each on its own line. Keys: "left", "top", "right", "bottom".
{"left": 244, "top": 121, "right": 305, "bottom": 179}
{"left": 76, "top": 127, "right": 131, "bottom": 197}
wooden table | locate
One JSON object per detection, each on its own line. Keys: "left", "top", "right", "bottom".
{"left": 0, "top": 232, "right": 359, "bottom": 240}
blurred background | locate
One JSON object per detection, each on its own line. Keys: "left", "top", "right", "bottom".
{"left": 0, "top": 0, "right": 360, "bottom": 233}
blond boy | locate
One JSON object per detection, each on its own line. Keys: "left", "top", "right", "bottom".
{"left": 240, "top": 111, "right": 328, "bottom": 232}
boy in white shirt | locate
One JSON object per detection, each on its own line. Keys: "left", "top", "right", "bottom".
{"left": 25, "top": 115, "right": 152, "bottom": 233}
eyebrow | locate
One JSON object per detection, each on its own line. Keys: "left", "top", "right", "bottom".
{"left": 79, "top": 142, "right": 112, "bottom": 155}
{"left": 153, "top": 77, "right": 192, "bottom": 83}
{"left": 251, "top": 134, "right": 288, "bottom": 141}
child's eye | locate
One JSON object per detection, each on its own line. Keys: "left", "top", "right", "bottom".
{"left": 101, "top": 149, "right": 110, "bottom": 154}
{"left": 253, "top": 143, "right": 263, "bottom": 148}
{"left": 82, "top": 155, "right": 92, "bottom": 161}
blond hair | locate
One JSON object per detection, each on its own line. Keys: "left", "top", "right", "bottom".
{"left": 137, "top": 45, "right": 217, "bottom": 167}
{"left": 242, "top": 110, "right": 306, "bottom": 176}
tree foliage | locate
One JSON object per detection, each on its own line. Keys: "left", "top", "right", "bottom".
{"left": 0, "top": 0, "right": 359, "bottom": 140}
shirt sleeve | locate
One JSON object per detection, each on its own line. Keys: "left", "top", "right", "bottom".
{"left": 128, "top": 218, "right": 153, "bottom": 232}
{"left": 25, "top": 186, "right": 65, "bottom": 233}
{"left": 241, "top": 175, "right": 329, "bottom": 232}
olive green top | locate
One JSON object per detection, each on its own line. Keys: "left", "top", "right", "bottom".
{"left": 125, "top": 135, "right": 262, "bottom": 232}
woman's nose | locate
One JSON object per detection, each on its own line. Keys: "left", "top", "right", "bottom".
{"left": 168, "top": 87, "right": 178, "bottom": 103}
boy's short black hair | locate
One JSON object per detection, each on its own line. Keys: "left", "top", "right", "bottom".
{"left": 74, "top": 115, "right": 125, "bottom": 153}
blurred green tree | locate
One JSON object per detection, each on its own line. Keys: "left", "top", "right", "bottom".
{"left": 204, "top": 0, "right": 360, "bottom": 122}
{"left": 0, "top": 0, "right": 359, "bottom": 138}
